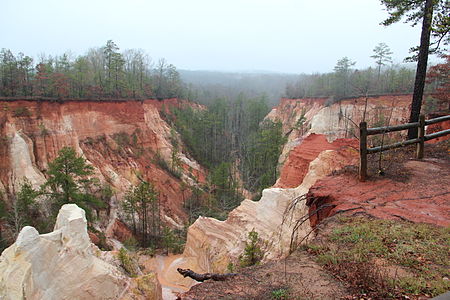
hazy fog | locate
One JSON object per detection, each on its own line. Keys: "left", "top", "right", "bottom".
{"left": 1, "top": 0, "right": 421, "bottom": 73}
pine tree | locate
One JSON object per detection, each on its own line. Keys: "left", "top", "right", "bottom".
{"left": 371, "top": 43, "right": 393, "bottom": 78}
{"left": 122, "top": 180, "right": 159, "bottom": 246}
{"left": 42, "top": 147, "right": 103, "bottom": 218}
{"left": 380, "top": 0, "right": 449, "bottom": 138}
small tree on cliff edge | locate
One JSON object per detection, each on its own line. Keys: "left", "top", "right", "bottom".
{"left": 42, "top": 147, "right": 104, "bottom": 218}
{"left": 239, "top": 229, "right": 264, "bottom": 267}
{"left": 380, "top": 0, "right": 449, "bottom": 139}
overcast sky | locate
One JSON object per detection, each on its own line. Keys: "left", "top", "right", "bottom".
{"left": 1, "top": 0, "right": 423, "bottom": 73}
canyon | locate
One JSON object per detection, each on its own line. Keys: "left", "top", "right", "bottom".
{"left": 181, "top": 94, "right": 413, "bottom": 273}
{"left": 0, "top": 99, "right": 205, "bottom": 242}
{"left": 0, "top": 94, "right": 448, "bottom": 299}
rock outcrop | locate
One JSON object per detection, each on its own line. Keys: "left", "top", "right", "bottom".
{"left": 0, "top": 204, "right": 133, "bottom": 299}
{"left": 0, "top": 204, "right": 162, "bottom": 299}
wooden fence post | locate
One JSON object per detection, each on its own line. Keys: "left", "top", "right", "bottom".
{"left": 417, "top": 114, "right": 425, "bottom": 159}
{"left": 359, "top": 122, "right": 367, "bottom": 181}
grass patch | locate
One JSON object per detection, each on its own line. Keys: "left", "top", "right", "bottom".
{"left": 271, "top": 287, "right": 290, "bottom": 299}
{"left": 303, "top": 216, "right": 450, "bottom": 298}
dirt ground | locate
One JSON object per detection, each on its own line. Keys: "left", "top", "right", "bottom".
{"left": 177, "top": 251, "right": 348, "bottom": 300}
{"left": 306, "top": 141, "right": 450, "bottom": 227}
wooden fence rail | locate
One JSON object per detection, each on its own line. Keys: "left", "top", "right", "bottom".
{"left": 359, "top": 114, "right": 450, "bottom": 181}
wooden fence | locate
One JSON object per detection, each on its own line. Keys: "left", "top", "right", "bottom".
{"left": 359, "top": 114, "right": 450, "bottom": 181}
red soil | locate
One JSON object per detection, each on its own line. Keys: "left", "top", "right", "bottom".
{"left": 111, "top": 219, "right": 134, "bottom": 242}
{"left": 306, "top": 159, "right": 450, "bottom": 227}
{"left": 427, "top": 119, "right": 450, "bottom": 144}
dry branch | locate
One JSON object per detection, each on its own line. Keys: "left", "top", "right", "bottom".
{"left": 177, "top": 268, "right": 237, "bottom": 282}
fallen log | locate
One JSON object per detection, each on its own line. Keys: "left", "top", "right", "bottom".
{"left": 177, "top": 268, "right": 238, "bottom": 282}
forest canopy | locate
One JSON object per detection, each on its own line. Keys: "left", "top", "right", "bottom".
{"left": 0, "top": 40, "right": 184, "bottom": 99}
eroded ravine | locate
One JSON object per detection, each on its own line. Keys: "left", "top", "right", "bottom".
{"left": 148, "top": 95, "right": 415, "bottom": 299}
{"left": 1, "top": 95, "right": 425, "bottom": 299}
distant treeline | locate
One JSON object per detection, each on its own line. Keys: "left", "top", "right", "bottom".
{"left": 285, "top": 58, "right": 417, "bottom": 99}
{"left": 0, "top": 40, "right": 185, "bottom": 100}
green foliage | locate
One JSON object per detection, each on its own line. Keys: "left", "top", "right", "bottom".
{"left": 423, "top": 96, "right": 440, "bottom": 114}
{"left": 239, "top": 229, "right": 264, "bottom": 267}
{"left": 153, "top": 152, "right": 182, "bottom": 179}
{"left": 0, "top": 41, "right": 186, "bottom": 99}
{"left": 13, "top": 178, "right": 39, "bottom": 226}
{"left": 271, "top": 288, "right": 290, "bottom": 300}
{"left": 123, "top": 236, "right": 139, "bottom": 251}
{"left": 170, "top": 96, "right": 272, "bottom": 217}
{"left": 38, "top": 123, "right": 49, "bottom": 136}
{"left": 183, "top": 186, "right": 226, "bottom": 222}
{"left": 227, "top": 262, "right": 235, "bottom": 273}
{"left": 88, "top": 226, "right": 111, "bottom": 251}
{"left": 42, "top": 147, "right": 104, "bottom": 219}
{"left": 371, "top": 43, "right": 393, "bottom": 77}
{"left": 242, "top": 120, "right": 286, "bottom": 195}
{"left": 209, "top": 162, "right": 241, "bottom": 210}
{"left": 0, "top": 193, "right": 6, "bottom": 218}
{"left": 122, "top": 180, "right": 160, "bottom": 246}
{"left": 293, "top": 109, "right": 307, "bottom": 133}
{"left": 140, "top": 247, "right": 155, "bottom": 257}
{"left": 117, "top": 247, "right": 138, "bottom": 277}
{"left": 161, "top": 227, "right": 185, "bottom": 254}
{"left": 333, "top": 57, "right": 356, "bottom": 98}
{"left": 170, "top": 98, "right": 231, "bottom": 168}
{"left": 380, "top": 0, "right": 449, "bottom": 57}
{"left": 285, "top": 63, "right": 416, "bottom": 99}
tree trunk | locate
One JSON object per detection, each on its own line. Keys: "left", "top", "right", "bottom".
{"left": 408, "top": 0, "right": 433, "bottom": 139}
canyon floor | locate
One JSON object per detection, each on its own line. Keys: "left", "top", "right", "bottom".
{"left": 177, "top": 141, "right": 450, "bottom": 300}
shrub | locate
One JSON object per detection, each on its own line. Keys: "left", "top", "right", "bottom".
{"left": 227, "top": 262, "right": 235, "bottom": 273}
{"left": 123, "top": 236, "right": 139, "bottom": 251}
{"left": 12, "top": 106, "right": 31, "bottom": 117}
{"left": 117, "top": 247, "right": 138, "bottom": 277}
{"left": 38, "top": 123, "right": 49, "bottom": 136}
{"left": 271, "top": 288, "right": 290, "bottom": 300}
{"left": 161, "top": 227, "right": 185, "bottom": 254}
{"left": 239, "top": 229, "right": 264, "bottom": 267}
{"left": 154, "top": 152, "right": 182, "bottom": 179}
{"left": 112, "top": 131, "right": 130, "bottom": 148}
{"left": 140, "top": 247, "right": 155, "bottom": 257}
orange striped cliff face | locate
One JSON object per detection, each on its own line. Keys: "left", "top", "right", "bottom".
{"left": 0, "top": 99, "right": 206, "bottom": 232}
{"left": 267, "top": 95, "right": 412, "bottom": 188}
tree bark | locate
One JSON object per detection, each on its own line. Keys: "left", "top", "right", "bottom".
{"left": 408, "top": 0, "right": 434, "bottom": 139}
